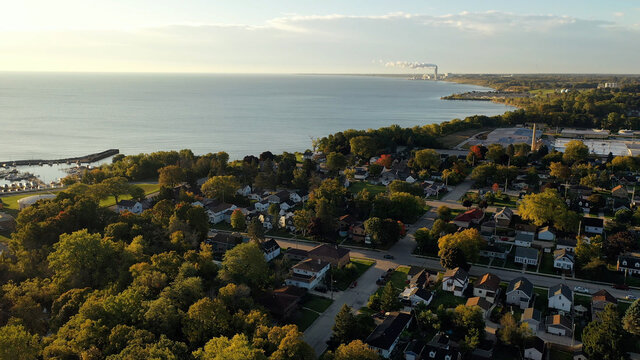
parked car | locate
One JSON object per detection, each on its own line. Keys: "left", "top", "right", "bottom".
{"left": 613, "top": 284, "right": 630, "bottom": 290}
{"left": 383, "top": 254, "right": 395, "bottom": 259}
{"left": 625, "top": 294, "right": 638, "bottom": 301}
{"left": 574, "top": 286, "right": 590, "bottom": 294}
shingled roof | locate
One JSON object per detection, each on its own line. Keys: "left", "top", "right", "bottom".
{"left": 365, "top": 312, "right": 412, "bottom": 351}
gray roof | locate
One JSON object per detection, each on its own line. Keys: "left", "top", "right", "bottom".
{"left": 548, "top": 284, "right": 572, "bottom": 300}
{"left": 514, "top": 231, "right": 534, "bottom": 243}
{"left": 515, "top": 246, "right": 538, "bottom": 260}
{"left": 507, "top": 277, "right": 533, "bottom": 296}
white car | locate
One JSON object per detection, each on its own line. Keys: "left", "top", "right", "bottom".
{"left": 574, "top": 286, "right": 590, "bottom": 294}
{"left": 625, "top": 295, "right": 638, "bottom": 301}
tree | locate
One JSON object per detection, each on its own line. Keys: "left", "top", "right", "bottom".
{"left": 231, "top": 209, "right": 246, "bottom": 230}
{"left": 439, "top": 246, "right": 469, "bottom": 271}
{"left": 437, "top": 206, "right": 452, "bottom": 221}
{"left": 330, "top": 305, "right": 358, "bottom": 346}
{"left": 0, "top": 322, "right": 41, "bottom": 360}
{"left": 183, "top": 298, "right": 231, "bottom": 346}
{"left": 47, "top": 229, "right": 120, "bottom": 289}
{"left": 563, "top": 140, "right": 589, "bottom": 164}
{"left": 415, "top": 228, "right": 437, "bottom": 255}
{"left": 193, "top": 334, "right": 266, "bottom": 360}
{"left": 623, "top": 299, "right": 640, "bottom": 336}
{"left": 604, "top": 231, "right": 638, "bottom": 261}
{"left": 349, "top": 136, "right": 376, "bottom": 159}
{"left": 582, "top": 304, "right": 625, "bottom": 360}
{"left": 100, "top": 176, "right": 131, "bottom": 204}
{"left": 498, "top": 313, "right": 532, "bottom": 347}
{"left": 438, "top": 228, "right": 485, "bottom": 263}
{"left": 331, "top": 340, "right": 378, "bottom": 360}
{"left": 486, "top": 144, "right": 506, "bottom": 163}
{"left": 218, "top": 242, "right": 270, "bottom": 289}
{"left": 269, "top": 326, "right": 315, "bottom": 360}
{"left": 129, "top": 185, "right": 146, "bottom": 202}
{"left": 549, "top": 162, "right": 570, "bottom": 181}
{"left": 158, "top": 165, "right": 184, "bottom": 187}
{"left": 518, "top": 189, "right": 578, "bottom": 231}
{"left": 248, "top": 218, "right": 265, "bottom": 241}
{"left": 379, "top": 282, "right": 401, "bottom": 312}
{"left": 414, "top": 149, "right": 441, "bottom": 170}
{"left": 326, "top": 152, "right": 347, "bottom": 172}
{"left": 293, "top": 209, "right": 314, "bottom": 237}
{"left": 201, "top": 175, "right": 241, "bottom": 202}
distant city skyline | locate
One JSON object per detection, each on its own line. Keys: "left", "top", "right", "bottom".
{"left": 1, "top": 0, "right": 639, "bottom": 73}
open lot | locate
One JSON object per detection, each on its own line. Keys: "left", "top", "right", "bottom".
{"left": 348, "top": 181, "right": 387, "bottom": 196}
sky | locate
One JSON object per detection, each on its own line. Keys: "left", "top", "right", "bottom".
{"left": 1, "top": 0, "right": 639, "bottom": 73}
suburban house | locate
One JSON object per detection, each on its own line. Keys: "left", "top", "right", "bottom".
{"left": 537, "top": 226, "right": 556, "bottom": 241}
{"left": 423, "top": 333, "right": 462, "bottom": 360}
{"left": 268, "top": 190, "right": 291, "bottom": 204}
{"left": 408, "top": 269, "right": 430, "bottom": 289}
{"left": 206, "top": 203, "right": 237, "bottom": 224}
{"left": 117, "top": 200, "right": 143, "bottom": 215}
{"left": 466, "top": 297, "right": 492, "bottom": 317}
{"left": 556, "top": 238, "right": 577, "bottom": 252}
{"left": 349, "top": 222, "right": 368, "bottom": 243}
{"left": 548, "top": 284, "right": 573, "bottom": 313}
{"left": 365, "top": 312, "right": 413, "bottom": 358}
{"left": 452, "top": 208, "right": 485, "bottom": 228}
{"left": 205, "top": 232, "right": 243, "bottom": 255}
{"left": 611, "top": 185, "right": 629, "bottom": 198}
{"left": 338, "top": 214, "right": 357, "bottom": 237}
{"left": 307, "top": 244, "right": 350, "bottom": 268}
{"left": 545, "top": 314, "right": 572, "bottom": 337}
{"left": 514, "top": 247, "right": 539, "bottom": 266}
{"left": 553, "top": 249, "right": 575, "bottom": 271}
{"left": 289, "top": 190, "right": 309, "bottom": 203}
{"left": 404, "top": 340, "right": 426, "bottom": 360}
{"left": 284, "top": 248, "right": 308, "bottom": 262}
{"left": 442, "top": 267, "right": 469, "bottom": 297}
{"left": 259, "top": 214, "right": 275, "bottom": 230}
{"left": 280, "top": 200, "right": 297, "bottom": 212}
{"left": 354, "top": 167, "right": 369, "bottom": 180}
{"left": 524, "top": 337, "right": 546, "bottom": 360}
{"left": 278, "top": 213, "right": 296, "bottom": 232}
{"left": 237, "top": 185, "right": 252, "bottom": 197}
{"left": 582, "top": 217, "right": 604, "bottom": 235}
{"left": 258, "top": 286, "right": 305, "bottom": 320}
{"left": 521, "top": 307, "right": 542, "bottom": 332}
{"left": 380, "top": 171, "right": 398, "bottom": 186}
{"left": 424, "top": 182, "right": 447, "bottom": 197}
{"left": 591, "top": 289, "right": 618, "bottom": 321}
{"left": 514, "top": 231, "right": 534, "bottom": 247}
{"left": 506, "top": 277, "right": 534, "bottom": 310}
{"left": 400, "top": 287, "right": 433, "bottom": 307}
{"left": 617, "top": 252, "right": 640, "bottom": 275}
{"left": 494, "top": 207, "right": 514, "bottom": 228}
{"left": 473, "top": 273, "right": 501, "bottom": 303}
{"left": 260, "top": 238, "right": 281, "bottom": 262}
{"left": 254, "top": 201, "right": 270, "bottom": 212}
{"left": 285, "top": 259, "right": 330, "bottom": 290}
{"left": 480, "top": 244, "right": 509, "bottom": 260}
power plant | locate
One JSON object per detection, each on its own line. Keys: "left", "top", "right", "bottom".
{"left": 384, "top": 61, "right": 443, "bottom": 80}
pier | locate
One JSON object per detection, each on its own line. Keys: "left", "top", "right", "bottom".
{"left": 0, "top": 149, "right": 119, "bottom": 167}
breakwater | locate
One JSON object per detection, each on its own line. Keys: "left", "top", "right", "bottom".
{"left": 1, "top": 149, "right": 119, "bottom": 167}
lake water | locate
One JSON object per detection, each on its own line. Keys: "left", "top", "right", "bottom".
{"left": 0, "top": 73, "right": 514, "bottom": 183}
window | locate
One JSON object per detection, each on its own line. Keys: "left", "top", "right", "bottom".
{"left": 623, "top": 261, "right": 628, "bottom": 266}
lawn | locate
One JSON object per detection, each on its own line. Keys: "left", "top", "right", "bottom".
{"left": 0, "top": 190, "right": 62, "bottom": 216}
{"left": 99, "top": 183, "right": 161, "bottom": 207}
{"left": 334, "top": 258, "right": 376, "bottom": 291}
{"left": 539, "top": 253, "right": 555, "bottom": 274}
{"left": 302, "top": 294, "right": 334, "bottom": 313}
{"left": 389, "top": 266, "right": 410, "bottom": 290}
{"left": 438, "top": 127, "right": 495, "bottom": 149}
{"left": 348, "top": 181, "right": 387, "bottom": 196}
{"left": 430, "top": 289, "right": 466, "bottom": 309}
{"left": 548, "top": 348, "right": 573, "bottom": 360}
{"left": 294, "top": 308, "right": 320, "bottom": 331}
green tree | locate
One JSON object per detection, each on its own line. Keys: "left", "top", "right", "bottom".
{"left": 331, "top": 340, "right": 378, "bottom": 360}
{"left": 183, "top": 298, "right": 231, "bottom": 346}
{"left": 326, "top": 152, "right": 347, "bottom": 173}
{"left": 100, "top": 176, "right": 131, "bottom": 204}
{"left": 248, "top": 218, "right": 265, "bottom": 241}
{"left": 193, "top": 334, "right": 266, "bottom": 360}
{"left": 549, "top": 161, "right": 570, "bottom": 181}
{"left": 47, "top": 229, "right": 120, "bottom": 289}
{"left": 158, "top": 165, "right": 184, "bottom": 187}
{"left": 293, "top": 209, "right": 314, "bottom": 237}
{"left": 486, "top": 144, "right": 506, "bottom": 163}
{"left": 269, "top": 326, "right": 316, "bottom": 360}
{"left": 0, "top": 322, "right": 41, "bottom": 360}
{"left": 623, "top": 299, "right": 640, "bottom": 336}
{"left": 437, "top": 206, "right": 452, "bottom": 221}
{"left": 563, "top": 140, "right": 589, "bottom": 164}
{"left": 380, "top": 282, "right": 401, "bottom": 312}
{"left": 218, "top": 242, "right": 270, "bottom": 289}
{"left": 330, "top": 305, "right": 358, "bottom": 346}
{"left": 201, "top": 175, "right": 241, "bottom": 202}
{"left": 518, "top": 189, "right": 578, "bottom": 231}
{"left": 582, "top": 304, "right": 625, "bottom": 360}
{"left": 231, "top": 209, "right": 247, "bottom": 230}
{"left": 437, "top": 228, "right": 485, "bottom": 263}
{"left": 413, "top": 149, "right": 441, "bottom": 170}
{"left": 498, "top": 313, "right": 532, "bottom": 347}
{"left": 439, "top": 246, "right": 469, "bottom": 270}
{"left": 349, "top": 136, "right": 376, "bottom": 159}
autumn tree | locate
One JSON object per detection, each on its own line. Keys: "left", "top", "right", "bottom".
{"left": 499, "top": 313, "right": 532, "bottom": 347}
{"left": 201, "top": 175, "right": 241, "bottom": 202}
{"left": 193, "top": 334, "right": 266, "bottom": 360}
{"left": 549, "top": 162, "right": 570, "bottom": 181}
{"left": 158, "top": 165, "right": 184, "bottom": 187}
{"left": 218, "top": 242, "right": 269, "bottom": 289}
{"left": 349, "top": 136, "right": 376, "bottom": 159}
{"left": 0, "top": 322, "right": 41, "bottom": 360}
{"left": 413, "top": 149, "right": 441, "bottom": 170}
{"left": 231, "top": 209, "right": 246, "bottom": 230}
{"left": 326, "top": 152, "right": 348, "bottom": 173}
{"left": 518, "top": 189, "right": 579, "bottom": 231}
{"left": 562, "top": 140, "right": 589, "bottom": 164}
{"left": 331, "top": 340, "right": 378, "bottom": 360}
{"left": 623, "top": 299, "right": 640, "bottom": 336}
{"left": 438, "top": 228, "right": 485, "bottom": 264}
{"left": 248, "top": 217, "right": 265, "bottom": 241}
{"left": 293, "top": 209, "right": 314, "bottom": 237}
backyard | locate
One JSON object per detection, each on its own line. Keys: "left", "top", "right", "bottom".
{"left": 348, "top": 181, "right": 387, "bottom": 196}
{"left": 333, "top": 257, "right": 376, "bottom": 291}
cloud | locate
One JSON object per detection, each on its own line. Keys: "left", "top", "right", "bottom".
{"left": 0, "top": 11, "right": 637, "bottom": 73}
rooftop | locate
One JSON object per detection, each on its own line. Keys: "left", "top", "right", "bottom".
{"left": 365, "top": 312, "right": 412, "bottom": 351}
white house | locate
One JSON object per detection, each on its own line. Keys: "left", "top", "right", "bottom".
{"left": 237, "top": 185, "right": 252, "bottom": 197}
{"left": 280, "top": 200, "right": 296, "bottom": 212}
{"left": 259, "top": 214, "right": 275, "bottom": 230}
{"left": 268, "top": 190, "right": 290, "bottom": 204}
{"left": 260, "top": 238, "right": 281, "bottom": 262}
{"left": 553, "top": 249, "right": 575, "bottom": 271}
{"left": 255, "top": 201, "right": 270, "bottom": 212}
{"left": 206, "top": 203, "right": 237, "bottom": 224}
{"left": 506, "top": 277, "right": 533, "bottom": 310}
{"left": 514, "top": 247, "right": 539, "bottom": 266}
{"left": 285, "top": 259, "right": 330, "bottom": 290}
{"left": 365, "top": 312, "right": 412, "bottom": 358}
{"left": 617, "top": 252, "right": 640, "bottom": 275}
{"left": 524, "top": 337, "right": 545, "bottom": 360}
{"left": 399, "top": 287, "right": 433, "bottom": 307}
{"left": 279, "top": 213, "right": 296, "bottom": 232}
{"left": 405, "top": 175, "right": 417, "bottom": 184}
{"left": 521, "top": 307, "right": 542, "bottom": 332}
{"left": 117, "top": 200, "right": 143, "bottom": 215}
{"left": 473, "top": 273, "right": 501, "bottom": 303}
{"left": 442, "top": 267, "right": 469, "bottom": 297}
{"left": 548, "top": 284, "right": 573, "bottom": 313}
{"left": 537, "top": 226, "right": 556, "bottom": 241}
{"left": 514, "top": 232, "right": 534, "bottom": 247}
{"left": 582, "top": 217, "right": 604, "bottom": 235}
{"left": 289, "top": 190, "right": 309, "bottom": 203}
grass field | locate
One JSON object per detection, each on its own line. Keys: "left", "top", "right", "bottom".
{"left": 430, "top": 289, "right": 466, "bottom": 309}
{"left": 302, "top": 295, "right": 333, "bottom": 313}
{"left": 438, "top": 127, "right": 495, "bottom": 149}
{"left": 294, "top": 308, "right": 319, "bottom": 331}
{"left": 335, "top": 258, "right": 375, "bottom": 291}
{"left": 348, "top": 181, "right": 387, "bottom": 196}
{"left": 0, "top": 190, "right": 62, "bottom": 216}
{"left": 99, "top": 183, "right": 161, "bottom": 207}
